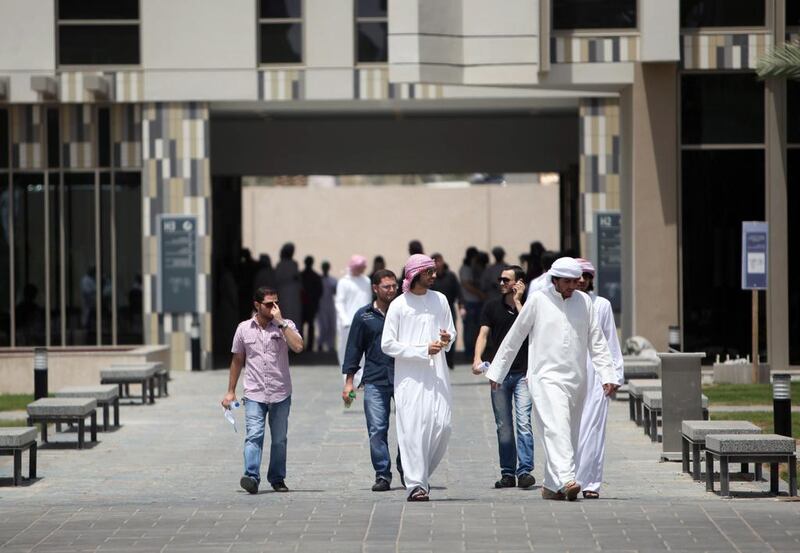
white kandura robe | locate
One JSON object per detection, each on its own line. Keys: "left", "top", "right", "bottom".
{"left": 381, "top": 290, "right": 455, "bottom": 496}
{"left": 335, "top": 273, "right": 372, "bottom": 386}
{"left": 486, "top": 286, "right": 615, "bottom": 493}
{"left": 576, "top": 294, "right": 624, "bottom": 493}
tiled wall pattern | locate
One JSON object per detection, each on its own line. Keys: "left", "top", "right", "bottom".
{"left": 10, "top": 105, "right": 43, "bottom": 169}
{"left": 59, "top": 71, "right": 144, "bottom": 103}
{"left": 681, "top": 33, "right": 773, "bottom": 70}
{"left": 579, "top": 98, "right": 620, "bottom": 250}
{"left": 60, "top": 105, "right": 94, "bottom": 169}
{"left": 551, "top": 35, "right": 639, "bottom": 63}
{"left": 112, "top": 104, "right": 142, "bottom": 169}
{"left": 142, "top": 102, "right": 212, "bottom": 371}
{"left": 258, "top": 69, "right": 303, "bottom": 101}
{"left": 355, "top": 67, "right": 443, "bottom": 100}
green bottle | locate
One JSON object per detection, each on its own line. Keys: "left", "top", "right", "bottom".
{"left": 345, "top": 390, "right": 356, "bottom": 408}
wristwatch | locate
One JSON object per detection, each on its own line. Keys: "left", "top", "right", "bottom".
{"left": 278, "top": 321, "right": 288, "bottom": 330}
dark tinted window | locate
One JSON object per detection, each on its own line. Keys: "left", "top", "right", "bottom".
{"left": 260, "top": 0, "right": 301, "bottom": 18}
{"left": 59, "top": 25, "right": 140, "bottom": 65}
{"left": 63, "top": 172, "right": 96, "bottom": 345}
{"left": 59, "top": 0, "right": 138, "bottom": 20}
{"left": 682, "top": 149, "right": 766, "bottom": 360}
{"left": 681, "top": 0, "right": 765, "bottom": 28}
{"left": 114, "top": 172, "right": 143, "bottom": 344}
{"left": 98, "top": 108, "right": 110, "bottom": 167}
{"left": 789, "top": 149, "right": 800, "bottom": 364}
{"left": 789, "top": 80, "right": 800, "bottom": 144}
{"left": 682, "top": 74, "right": 764, "bottom": 144}
{"left": 789, "top": 0, "right": 800, "bottom": 26}
{"left": 0, "top": 110, "right": 8, "bottom": 168}
{"left": 259, "top": 23, "right": 302, "bottom": 64}
{"left": 357, "top": 0, "right": 387, "bottom": 17}
{"left": 357, "top": 22, "right": 388, "bottom": 63}
{"left": 553, "top": 0, "right": 636, "bottom": 30}
{"left": 13, "top": 173, "right": 47, "bottom": 346}
{"left": 47, "top": 108, "right": 60, "bottom": 168}
{"left": 0, "top": 173, "right": 8, "bottom": 346}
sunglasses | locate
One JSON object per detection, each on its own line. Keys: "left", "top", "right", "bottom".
{"left": 258, "top": 300, "right": 279, "bottom": 308}
{"left": 497, "top": 277, "right": 513, "bottom": 284}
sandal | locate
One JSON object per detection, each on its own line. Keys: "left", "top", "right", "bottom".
{"left": 582, "top": 490, "right": 600, "bottom": 499}
{"left": 407, "top": 487, "right": 430, "bottom": 502}
{"left": 564, "top": 480, "right": 581, "bottom": 501}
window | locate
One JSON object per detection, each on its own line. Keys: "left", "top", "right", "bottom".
{"left": 259, "top": 0, "right": 303, "bottom": 64}
{"left": 356, "top": 0, "right": 388, "bottom": 63}
{"left": 789, "top": 80, "right": 800, "bottom": 145}
{"left": 57, "top": 0, "right": 140, "bottom": 65}
{"left": 790, "top": 0, "right": 800, "bottom": 26}
{"left": 553, "top": 0, "right": 636, "bottom": 30}
{"left": 681, "top": 0, "right": 765, "bottom": 28}
{"left": 0, "top": 174, "right": 8, "bottom": 347}
{"left": 681, "top": 74, "right": 764, "bottom": 145}
{"left": 789, "top": 149, "right": 800, "bottom": 364}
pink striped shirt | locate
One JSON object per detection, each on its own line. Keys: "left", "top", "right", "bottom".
{"left": 231, "top": 316, "right": 298, "bottom": 404}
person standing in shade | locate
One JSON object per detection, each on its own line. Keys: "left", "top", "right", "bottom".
{"left": 335, "top": 255, "right": 372, "bottom": 383}
{"left": 275, "top": 243, "right": 302, "bottom": 326}
{"left": 317, "top": 261, "right": 337, "bottom": 352}
{"left": 342, "top": 269, "right": 404, "bottom": 491}
{"left": 459, "top": 247, "right": 485, "bottom": 360}
{"left": 430, "top": 253, "right": 462, "bottom": 370}
{"left": 381, "top": 254, "right": 456, "bottom": 501}
{"left": 480, "top": 246, "right": 507, "bottom": 303}
{"left": 300, "top": 255, "right": 323, "bottom": 353}
{"left": 574, "top": 258, "right": 624, "bottom": 499}
{"left": 222, "top": 287, "right": 304, "bottom": 494}
{"left": 485, "top": 257, "right": 617, "bottom": 501}
{"left": 473, "top": 265, "right": 535, "bottom": 490}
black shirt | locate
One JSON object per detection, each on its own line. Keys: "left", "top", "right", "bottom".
{"left": 479, "top": 297, "right": 528, "bottom": 374}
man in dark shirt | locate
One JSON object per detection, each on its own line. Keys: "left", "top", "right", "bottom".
{"left": 342, "top": 269, "right": 403, "bottom": 491}
{"left": 473, "top": 265, "right": 535, "bottom": 490}
{"left": 300, "top": 255, "right": 323, "bottom": 351}
{"left": 430, "top": 253, "right": 462, "bottom": 369}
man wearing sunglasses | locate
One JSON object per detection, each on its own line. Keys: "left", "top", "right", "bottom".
{"left": 222, "top": 287, "right": 304, "bottom": 495}
{"left": 473, "top": 265, "right": 535, "bottom": 490}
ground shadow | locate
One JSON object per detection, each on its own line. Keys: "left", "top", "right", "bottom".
{"left": 38, "top": 441, "right": 100, "bottom": 450}
{"left": 0, "top": 477, "right": 41, "bottom": 487}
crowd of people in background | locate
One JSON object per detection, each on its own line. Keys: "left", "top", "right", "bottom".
{"left": 233, "top": 239, "right": 572, "bottom": 363}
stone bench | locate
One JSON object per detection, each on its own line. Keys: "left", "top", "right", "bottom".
{"left": 111, "top": 362, "right": 169, "bottom": 399}
{"left": 56, "top": 385, "right": 120, "bottom": 431}
{"left": 705, "top": 434, "right": 797, "bottom": 497}
{"left": 27, "top": 398, "right": 98, "bottom": 449}
{"left": 628, "top": 379, "right": 662, "bottom": 425}
{"left": 101, "top": 364, "right": 159, "bottom": 405}
{"left": 681, "top": 420, "right": 762, "bottom": 480}
{"left": 642, "top": 391, "right": 709, "bottom": 442}
{"left": 0, "top": 428, "right": 37, "bottom": 486}
{"left": 622, "top": 356, "right": 660, "bottom": 381}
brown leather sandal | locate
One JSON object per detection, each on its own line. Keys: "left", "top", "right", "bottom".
{"left": 582, "top": 490, "right": 600, "bottom": 499}
{"left": 407, "top": 487, "right": 430, "bottom": 502}
{"left": 564, "top": 480, "right": 581, "bottom": 501}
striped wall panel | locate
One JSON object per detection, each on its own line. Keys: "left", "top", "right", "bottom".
{"left": 142, "top": 102, "right": 211, "bottom": 371}
{"left": 10, "top": 105, "right": 43, "bottom": 169}
{"left": 356, "top": 67, "right": 444, "bottom": 100}
{"left": 681, "top": 33, "right": 773, "bottom": 70}
{"left": 551, "top": 35, "right": 639, "bottom": 63}
{"left": 115, "top": 72, "right": 144, "bottom": 102}
{"left": 60, "top": 105, "right": 94, "bottom": 169}
{"left": 579, "top": 98, "right": 620, "bottom": 246}
{"left": 59, "top": 71, "right": 144, "bottom": 103}
{"left": 258, "top": 70, "right": 302, "bottom": 101}
{"left": 112, "top": 104, "right": 142, "bottom": 169}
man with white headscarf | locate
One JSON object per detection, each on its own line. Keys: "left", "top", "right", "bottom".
{"left": 574, "top": 258, "right": 624, "bottom": 499}
{"left": 381, "top": 254, "right": 456, "bottom": 501}
{"left": 335, "top": 255, "right": 372, "bottom": 385}
{"left": 486, "top": 257, "right": 618, "bottom": 501}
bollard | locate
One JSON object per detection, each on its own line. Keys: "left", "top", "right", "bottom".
{"left": 190, "top": 315, "right": 201, "bottom": 371}
{"left": 772, "top": 373, "right": 792, "bottom": 438}
{"left": 668, "top": 325, "right": 681, "bottom": 352}
{"left": 34, "top": 347, "right": 48, "bottom": 400}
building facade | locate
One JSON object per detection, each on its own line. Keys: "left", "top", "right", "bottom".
{"left": 0, "top": 0, "right": 797, "bottom": 369}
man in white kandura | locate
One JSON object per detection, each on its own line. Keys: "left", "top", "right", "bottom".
{"left": 381, "top": 254, "right": 456, "bottom": 502}
{"left": 574, "top": 258, "right": 624, "bottom": 499}
{"left": 335, "top": 255, "right": 372, "bottom": 385}
{"left": 485, "top": 256, "right": 618, "bottom": 501}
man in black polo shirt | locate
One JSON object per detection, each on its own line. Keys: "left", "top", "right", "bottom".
{"left": 473, "top": 265, "right": 535, "bottom": 489}
{"left": 342, "top": 269, "right": 403, "bottom": 491}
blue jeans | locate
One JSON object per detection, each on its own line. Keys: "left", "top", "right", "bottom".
{"left": 243, "top": 396, "right": 291, "bottom": 485}
{"left": 363, "top": 383, "right": 402, "bottom": 482}
{"left": 490, "top": 372, "right": 534, "bottom": 477}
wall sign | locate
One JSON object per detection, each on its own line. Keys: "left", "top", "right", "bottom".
{"left": 159, "top": 215, "right": 197, "bottom": 313}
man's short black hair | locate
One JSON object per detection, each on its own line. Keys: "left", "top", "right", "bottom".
{"left": 372, "top": 269, "right": 397, "bottom": 286}
{"left": 503, "top": 265, "right": 526, "bottom": 282}
{"left": 253, "top": 287, "right": 278, "bottom": 303}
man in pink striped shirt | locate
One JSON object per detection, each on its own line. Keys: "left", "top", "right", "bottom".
{"left": 222, "top": 286, "right": 304, "bottom": 494}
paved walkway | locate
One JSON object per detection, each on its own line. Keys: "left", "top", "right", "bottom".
{"left": 1, "top": 366, "right": 798, "bottom": 552}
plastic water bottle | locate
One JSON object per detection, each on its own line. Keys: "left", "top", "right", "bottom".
{"left": 344, "top": 391, "right": 356, "bottom": 408}
{"left": 477, "top": 361, "right": 490, "bottom": 374}
{"left": 223, "top": 400, "right": 240, "bottom": 432}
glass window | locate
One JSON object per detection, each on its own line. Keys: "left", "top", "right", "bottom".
{"left": 0, "top": 109, "right": 8, "bottom": 169}
{"left": 553, "top": 0, "right": 637, "bottom": 30}
{"left": 63, "top": 172, "right": 97, "bottom": 345}
{"left": 681, "top": 74, "right": 764, "bottom": 145}
{"left": 357, "top": 0, "right": 387, "bottom": 18}
{"left": 13, "top": 174, "right": 47, "bottom": 346}
{"left": 48, "top": 172, "right": 62, "bottom": 346}
{"left": 100, "top": 173, "right": 113, "bottom": 345}
{"left": 789, "top": 80, "right": 800, "bottom": 145}
{"left": 357, "top": 22, "right": 388, "bottom": 63}
{"left": 259, "top": 0, "right": 303, "bottom": 64}
{"left": 682, "top": 149, "right": 766, "bottom": 360}
{"left": 0, "top": 174, "right": 9, "bottom": 346}
{"left": 115, "top": 172, "right": 142, "bottom": 344}
{"left": 98, "top": 108, "right": 111, "bottom": 168}
{"left": 58, "top": 25, "right": 140, "bottom": 65}
{"left": 47, "top": 108, "right": 60, "bottom": 169}
{"left": 789, "top": 0, "right": 800, "bottom": 26}
{"left": 681, "top": 0, "right": 765, "bottom": 28}
{"left": 790, "top": 148, "right": 800, "bottom": 364}
{"left": 59, "top": 0, "right": 139, "bottom": 20}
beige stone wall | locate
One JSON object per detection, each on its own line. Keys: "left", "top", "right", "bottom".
{"left": 242, "top": 184, "right": 560, "bottom": 275}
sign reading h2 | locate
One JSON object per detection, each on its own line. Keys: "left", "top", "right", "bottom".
{"left": 158, "top": 215, "right": 198, "bottom": 313}
{"left": 741, "top": 221, "right": 768, "bottom": 290}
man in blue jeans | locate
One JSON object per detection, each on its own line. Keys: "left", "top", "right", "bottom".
{"left": 342, "top": 269, "right": 403, "bottom": 491}
{"left": 473, "top": 265, "right": 535, "bottom": 489}
{"left": 222, "top": 286, "right": 304, "bottom": 494}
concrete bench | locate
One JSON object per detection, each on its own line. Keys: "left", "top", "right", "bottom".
{"left": 628, "top": 379, "right": 662, "bottom": 425}
{"left": 623, "top": 356, "right": 660, "bottom": 381}
{"left": 681, "top": 420, "right": 762, "bottom": 480}
{"left": 0, "top": 428, "right": 37, "bottom": 486}
{"left": 101, "top": 364, "right": 159, "bottom": 405}
{"left": 705, "top": 434, "right": 797, "bottom": 497}
{"left": 27, "top": 398, "right": 98, "bottom": 449}
{"left": 111, "top": 362, "right": 168, "bottom": 399}
{"left": 56, "top": 385, "right": 120, "bottom": 431}
{"left": 642, "top": 391, "right": 709, "bottom": 442}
